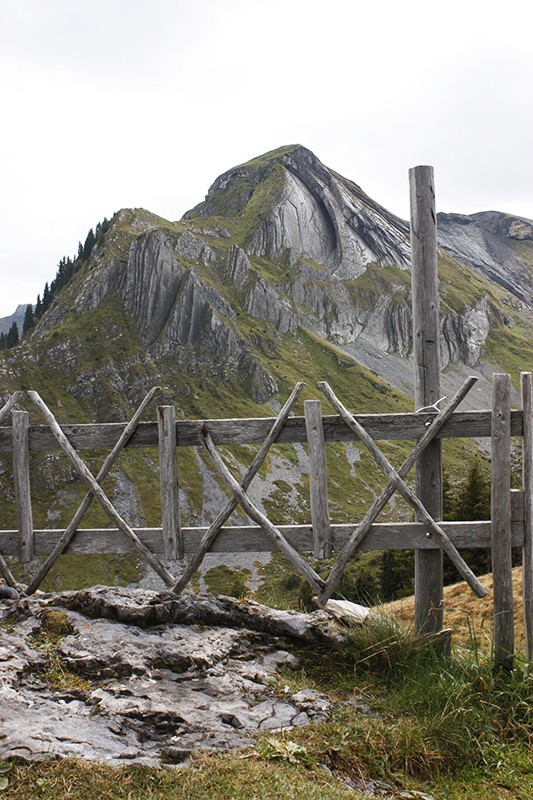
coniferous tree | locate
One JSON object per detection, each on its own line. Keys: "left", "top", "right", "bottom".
{"left": 443, "top": 458, "right": 492, "bottom": 583}
{"left": 0, "top": 332, "right": 6, "bottom": 350}
{"left": 42, "top": 282, "right": 51, "bottom": 313}
{"left": 35, "top": 294, "right": 42, "bottom": 318}
{"left": 22, "top": 304, "right": 34, "bottom": 336}
{"left": 82, "top": 228, "right": 95, "bottom": 260}
{"left": 6, "top": 321, "right": 19, "bottom": 348}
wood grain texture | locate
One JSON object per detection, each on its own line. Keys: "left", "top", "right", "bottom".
{"left": 410, "top": 164, "right": 444, "bottom": 634}
{"left": 304, "top": 400, "right": 332, "bottom": 557}
{"left": 491, "top": 373, "right": 514, "bottom": 670}
{"left": 318, "top": 381, "right": 486, "bottom": 601}
{"left": 0, "top": 516, "right": 524, "bottom": 557}
{"left": 0, "top": 410, "right": 524, "bottom": 453}
{"left": 158, "top": 405, "right": 181, "bottom": 560}
{"left": 25, "top": 387, "right": 162, "bottom": 595}
{"left": 27, "top": 390, "right": 176, "bottom": 588}
{"left": 12, "top": 410, "right": 33, "bottom": 562}
{"left": 521, "top": 372, "right": 533, "bottom": 662}
{"left": 172, "top": 382, "right": 304, "bottom": 594}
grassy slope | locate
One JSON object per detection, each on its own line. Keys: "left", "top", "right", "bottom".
{"left": 380, "top": 565, "right": 528, "bottom": 656}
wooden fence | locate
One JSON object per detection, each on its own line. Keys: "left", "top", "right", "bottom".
{"left": 0, "top": 372, "right": 532, "bottom": 667}
{"left": 0, "top": 165, "right": 531, "bottom": 669}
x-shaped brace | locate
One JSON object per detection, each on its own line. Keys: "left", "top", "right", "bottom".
{"left": 200, "top": 427, "right": 326, "bottom": 594}
{"left": 172, "top": 381, "right": 321, "bottom": 593}
{"left": 318, "top": 378, "right": 487, "bottom": 603}
{"left": 27, "top": 390, "right": 176, "bottom": 590}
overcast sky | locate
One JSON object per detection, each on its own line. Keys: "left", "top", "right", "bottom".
{"left": 1, "top": 0, "right": 532, "bottom": 317}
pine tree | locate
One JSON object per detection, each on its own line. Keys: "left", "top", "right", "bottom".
{"left": 22, "top": 304, "right": 34, "bottom": 336}
{"left": 42, "top": 282, "right": 51, "bottom": 313}
{"left": 35, "top": 294, "right": 42, "bottom": 318}
{"left": 443, "top": 458, "right": 492, "bottom": 582}
{"left": 6, "top": 321, "right": 19, "bottom": 348}
{"left": 82, "top": 228, "right": 96, "bottom": 260}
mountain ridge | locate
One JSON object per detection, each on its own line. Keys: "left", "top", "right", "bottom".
{"left": 3, "top": 145, "right": 533, "bottom": 414}
{"left": 1, "top": 145, "right": 533, "bottom": 537}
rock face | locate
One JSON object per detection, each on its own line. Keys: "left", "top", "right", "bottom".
{"left": 0, "top": 304, "right": 27, "bottom": 336}
{"left": 3, "top": 144, "right": 533, "bottom": 531}
{"left": 437, "top": 210, "right": 533, "bottom": 303}
{"left": 0, "top": 588, "right": 340, "bottom": 765}
{"left": 18, "top": 144, "right": 533, "bottom": 414}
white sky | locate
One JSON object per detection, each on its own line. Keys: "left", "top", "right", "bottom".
{"left": 1, "top": 0, "right": 532, "bottom": 317}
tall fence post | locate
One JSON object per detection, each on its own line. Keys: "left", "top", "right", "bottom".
{"left": 304, "top": 399, "right": 332, "bottom": 558}
{"left": 12, "top": 409, "right": 34, "bottom": 563}
{"left": 491, "top": 373, "right": 514, "bottom": 670}
{"left": 410, "top": 165, "right": 443, "bottom": 634}
{"left": 158, "top": 405, "right": 182, "bottom": 560}
{"left": 520, "top": 372, "right": 532, "bottom": 662}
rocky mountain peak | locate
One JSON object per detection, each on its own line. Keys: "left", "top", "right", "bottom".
{"left": 187, "top": 145, "right": 411, "bottom": 280}
{"left": 4, "top": 145, "right": 533, "bottom": 420}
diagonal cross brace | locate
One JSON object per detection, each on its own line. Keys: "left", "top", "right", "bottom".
{"left": 201, "top": 429, "right": 326, "bottom": 595}
{"left": 0, "top": 391, "right": 22, "bottom": 425}
{"left": 28, "top": 391, "right": 176, "bottom": 587}
{"left": 25, "top": 386, "right": 163, "bottom": 595}
{"left": 319, "top": 377, "right": 487, "bottom": 602}
{"left": 172, "top": 382, "right": 305, "bottom": 594}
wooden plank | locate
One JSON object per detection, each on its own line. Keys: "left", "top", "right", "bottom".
{"left": 0, "top": 518, "right": 524, "bottom": 557}
{"left": 12, "top": 410, "right": 34, "bottom": 562}
{"left": 521, "top": 372, "right": 533, "bottom": 662}
{"left": 158, "top": 405, "right": 181, "bottom": 560}
{"left": 492, "top": 373, "right": 514, "bottom": 670}
{"left": 0, "top": 410, "right": 524, "bottom": 453}
{"left": 304, "top": 400, "right": 332, "bottom": 557}
{"left": 27, "top": 390, "right": 177, "bottom": 588}
{"left": 410, "top": 164, "right": 444, "bottom": 635}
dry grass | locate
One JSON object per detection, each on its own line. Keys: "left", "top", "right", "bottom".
{"left": 378, "top": 566, "right": 527, "bottom": 654}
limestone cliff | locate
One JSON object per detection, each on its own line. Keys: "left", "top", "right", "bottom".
{"left": 5, "top": 144, "right": 533, "bottom": 414}
{"left": 2, "top": 144, "right": 533, "bottom": 541}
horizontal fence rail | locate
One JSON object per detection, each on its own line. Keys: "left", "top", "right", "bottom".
{"left": 0, "top": 409, "right": 526, "bottom": 452}
{"left": 0, "top": 497, "right": 525, "bottom": 557}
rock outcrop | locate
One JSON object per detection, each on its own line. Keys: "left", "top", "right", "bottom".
{"left": 0, "top": 588, "right": 341, "bottom": 765}
{"left": 437, "top": 210, "right": 533, "bottom": 303}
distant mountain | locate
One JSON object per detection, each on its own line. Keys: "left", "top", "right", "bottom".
{"left": 0, "top": 304, "right": 27, "bottom": 335}
{"left": 1, "top": 145, "right": 532, "bottom": 535}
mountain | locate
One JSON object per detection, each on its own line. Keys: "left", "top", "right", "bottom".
{"left": 0, "top": 304, "right": 27, "bottom": 336}
{"left": 1, "top": 144, "right": 533, "bottom": 543}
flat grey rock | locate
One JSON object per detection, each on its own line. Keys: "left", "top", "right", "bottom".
{"left": 0, "top": 588, "right": 337, "bottom": 766}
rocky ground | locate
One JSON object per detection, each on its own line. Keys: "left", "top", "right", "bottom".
{"left": 0, "top": 587, "right": 347, "bottom": 766}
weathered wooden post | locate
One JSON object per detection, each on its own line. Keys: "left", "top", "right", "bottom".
{"left": 491, "top": 373, "right": 514, "bottom": 669}
{"left": 304, "top": 399, "right": 332, "bottom": 558}
{"left": 12, "top": 409, "right": 34, "bottom": 563}
{"left": 158, "top": 405, "right": 182, "bottom": 560}
{"left": 409, "top": 165, "right": 443, "bottom": 634}
{"left": 521, "top": 372, "right": 533, "bottom": 662}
